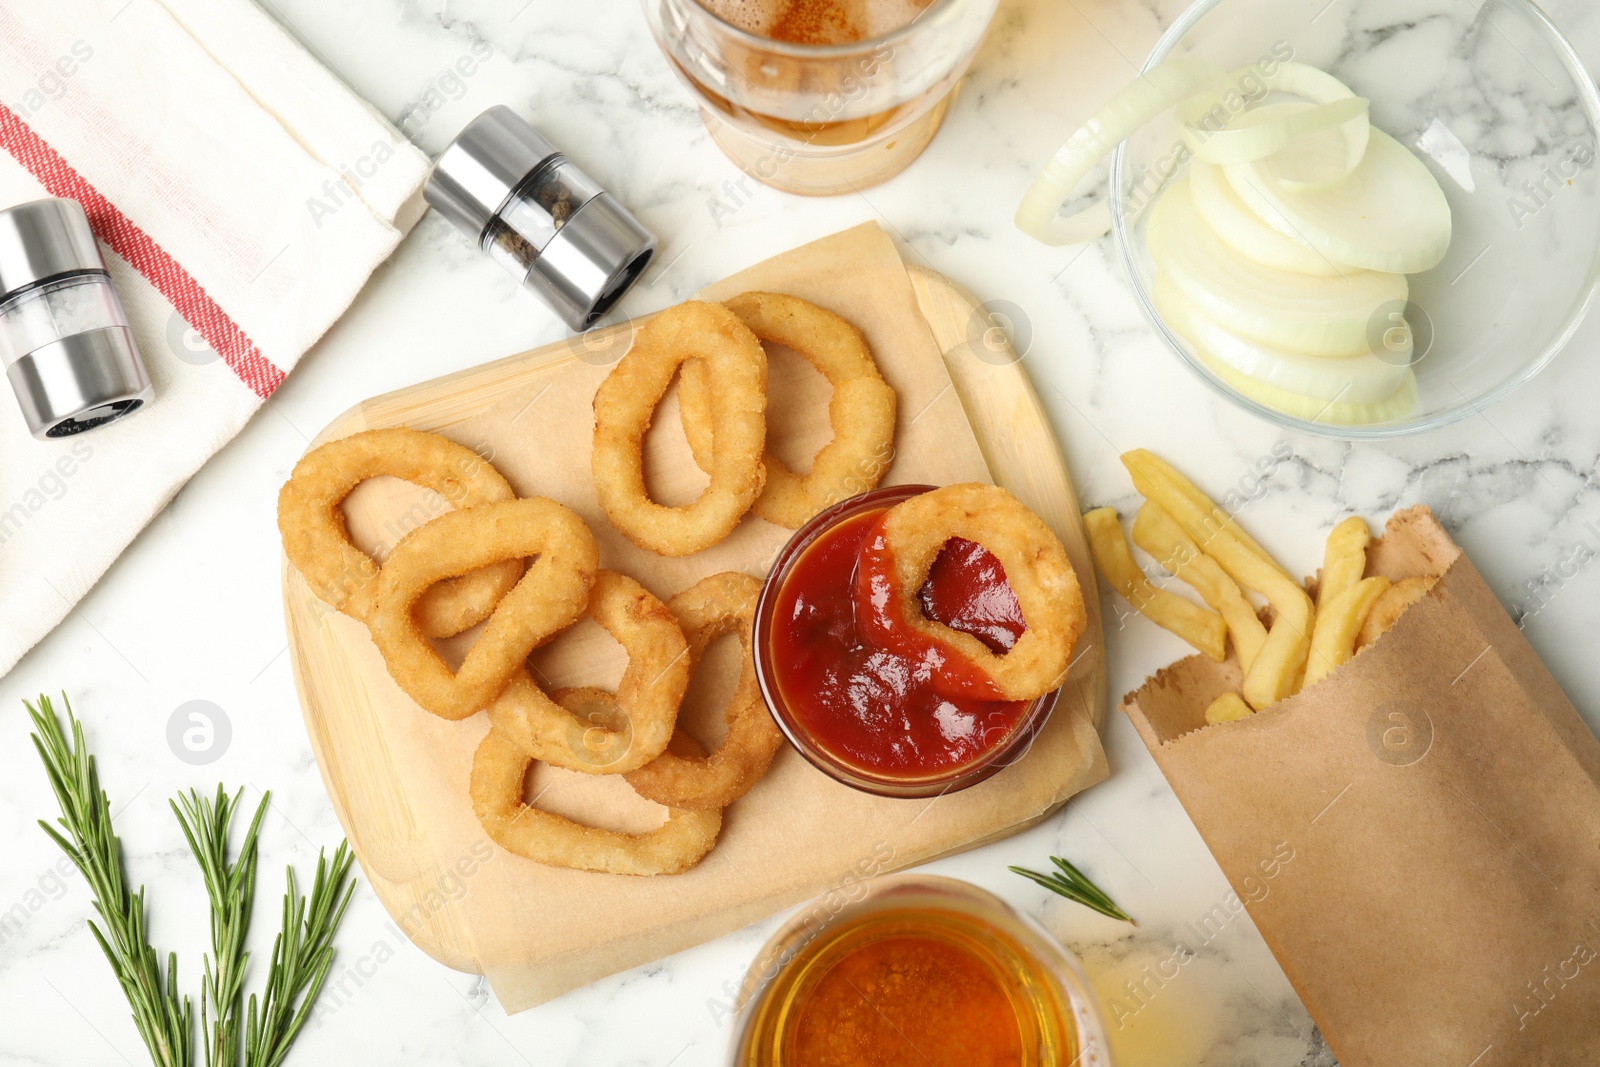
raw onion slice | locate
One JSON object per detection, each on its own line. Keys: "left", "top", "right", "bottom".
{"left": 1178, "top": 63, "right": 1369, "bottom": 158}
{"left": 1184, "top": 97, "right": 1369, "bottom": 166}
{"left": 1199, "top": 350, "right": 1417, "bottom": 425}
{"left": 1225, "top": 126, "right": 1453, "bottom": 273}
{"left": 1263, "top": 62, "right": 1361, "bottom": 99}
{"left": 1177, "top": 62, "right": 1362, "bottom": 118}
{"left": 1256, "top": 104, "right": 1371, "bottom": 190}
{"left": 1016, "top": 58, "right": 1221, "bottom": 246}
{"left": 1189, "top": 159, "right": 1339, "bottom": 276}
{"left": 1153, "top": 274, "right": 1412, "bottom": 404}
{"left": 1182, "top": 63, "right": 1371, "bottom": 189}
{"left": 1147, "top": 180, "right": 1408, "bottom": 357}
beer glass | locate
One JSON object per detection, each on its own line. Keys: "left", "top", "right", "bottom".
{"left": 642, "top": 0, "right": 999, "bottom": 195}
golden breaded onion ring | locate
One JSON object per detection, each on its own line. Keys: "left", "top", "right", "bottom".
{"left": 485, "top": 570, "right": 691, "bottom": 774}
{"left": 680, "top": 292, "right": 897, "bottom": 529}
{"left": 856, "top": 484, "right": 1084, "bottom": 703}
{"left": 546, "top": 686, "right": 638, "bottom": 769}
{"left": 624, "top": 572, "right": 782, "bottom": 811}
{"left": 470, "top": 726, "right": 722, "bottom": 876}
{"left": 367, "top": 499, "right": 599, "bottom": 720}
{"left": 591, "top": 301, "right": 767, "bottom": 556}
{"left": 277, "top": 427, "right": 523, "bottom": 637}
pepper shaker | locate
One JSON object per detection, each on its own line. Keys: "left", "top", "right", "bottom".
{"left": 425, "top": 106, "right": 657, "bottom": 331}
{"left": 0, "top": 198, "right": 152, "bottom": 439}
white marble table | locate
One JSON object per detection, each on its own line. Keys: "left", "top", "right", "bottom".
{"left": 5, "top": 0, "right": 1600, "bottom": 1063}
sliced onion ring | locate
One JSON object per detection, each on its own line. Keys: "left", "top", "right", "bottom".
{"left": 1148, "top": 179, "right": 1408, "bottom": 357}
{"left": 1153, "top": 273, "right": 1413, "bottom": 405}
{"left": 1016, "top": 58, "right": 1220, "bottom": 246}
{"left": 1257, "top": 107, "right": 1371, "bottom": 190}
{"left": 1178, "top": 62, "right": 1371, "bottom": 184}
{"left": 1226, "top": 126, "right": 1454, "bottom": 274}
{"left": 1176, "top": 62, "right": 1364, "bottom": 121}
{"left": 1189, "top": 158, "right": 1338, "bottom": 276}
{"left": 1200, "top": 350, "right": 1417, "bottom": 426}
{"left": 1183, "top": 97, "right": 1369, "bottom": 165}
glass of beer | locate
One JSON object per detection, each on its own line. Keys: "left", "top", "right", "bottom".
{"left": 642, "top": 0, "right": 999, "bottom": 196}
{"left": 730, "top": 874, "right": 1113, "bottom": 1064}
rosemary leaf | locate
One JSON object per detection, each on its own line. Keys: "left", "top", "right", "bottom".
{"left": 30, "top": 693, "right": 358, "bottom": 1067}
{"left": 28, "top": 694, "right": 194, "bottom": 1067}
{"left": 1010, "top": 854, "right": 1136, "bottom": 925}
{"left": 246, "top": 842, "right": 357, "bottom": 1067}
{"left": 172, "top": 786, "right": 268, "bottom": 1067}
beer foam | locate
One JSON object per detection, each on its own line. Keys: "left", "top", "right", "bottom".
{"left": 696, "top": 0, "right": 933, "bottom": 44}
{"left": 697, "top": 0, "right": 779, "bottom": 34}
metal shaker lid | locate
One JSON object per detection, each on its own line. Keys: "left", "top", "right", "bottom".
{"left": 8, "top": 326, "right": 151, "bottom": 439}
{"left": 529, "top": 193, "right": 655, "bottom": 331}
{"left": 0, "top": 198, "right": 108, "bottom": 297}
{"left": 425, "top": 105, "right": 560, "bottom": 240}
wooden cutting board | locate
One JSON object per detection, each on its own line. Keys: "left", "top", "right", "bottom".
{"left": 281, "top": 247, "right": 1107, "bottom": 1011}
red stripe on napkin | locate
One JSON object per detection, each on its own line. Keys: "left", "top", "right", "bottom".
{"left": 0, "top": 101, "right": 284, "bottom": 399}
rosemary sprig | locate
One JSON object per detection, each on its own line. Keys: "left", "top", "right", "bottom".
{"left": 28, "top": 694, "right": 193, "bottom": 1067}
{"left": 172, "top": 787, "right": 269, "bottom": 1067}
{"left": 245, "top": 841, "right": 356, "bottom": 1067}
{"left": 1009, "top": 854, "right": 1136, "bottom": 924}
{"left": 29, "top": 694, "right": 357, "bottom": 1067}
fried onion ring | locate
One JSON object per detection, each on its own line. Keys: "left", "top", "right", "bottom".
{"left": 680, "top": 292, "right": 897, "bottom": 529}
{"left": 367, "top": 499, "right": 599, "bottom": 720}
{"left": 484, "top": 570, "right": 690, "bottom": 773}
{"left": 546, "top": 686, "right": 637, "bottom": 770}
{"left": 277, "top": 428, "right": 523, "bottom": 638}
{"left": 470, "top": 725, "right": 722, "bottom": 876}
{"left": 621, "top": 572, "right": 782, "bottom": 810}
{"left": 856, "top": 484, "right": 1084, "bottom": 702}
{"left": 592, "top": 301, "right": 767, "bottom": 556}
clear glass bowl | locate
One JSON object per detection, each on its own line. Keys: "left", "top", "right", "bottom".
{"left": 753, "top": 485, "right": 1060, "bottom": 799}
{"left": 1110, "top": 0, "right": 1600, "bottom": 438}
{"left": 730, "top": 874, "right": 1113, "bottom": 1066}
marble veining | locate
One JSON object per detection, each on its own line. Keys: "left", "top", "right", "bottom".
{"left": 3, "top": 0, "right": 1600, "bottom": 1064}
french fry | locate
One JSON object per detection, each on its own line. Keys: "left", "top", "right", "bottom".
{"left": 1084, "top": 507, "right": 1228, "bottom": 662}
{"left": 1304, "top": 576, "right": 1390, "bottom": 688}
{"left": 1355, "top": 575, "right": 1436, "bottom": 651}
{"left": 1120, "top": 449, "right": 1291, "bottom": 581}
{"left": 1317, "top": 516, "right": 1371, "bottom": 614}
{"left": 1122, "top": 451, "right": 1313, "bottom": 710}
{"left": 1205, "top": 692, "right": 1254, "bottom": 724}
{"left": 1133, "top": 502, "right": 1268, "bottom": 674}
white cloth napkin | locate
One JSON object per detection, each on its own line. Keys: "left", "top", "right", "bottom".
{"left": 0, "top": 0, "right": 430, "bottom": 677}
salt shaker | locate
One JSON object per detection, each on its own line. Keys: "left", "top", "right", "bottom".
{"left": 424, "top": 106, "right": 657, "bottom": 332}
{"left": 0, "top": 198, "right": 151, "bottom": 439}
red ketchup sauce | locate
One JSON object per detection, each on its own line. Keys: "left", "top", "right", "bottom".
{"left": 769, "top": 508, "right": 1029, "bottom": 778}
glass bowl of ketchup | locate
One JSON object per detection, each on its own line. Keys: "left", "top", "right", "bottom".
{"left": 754, "top": 484, "right": 1061, "bottom": 798}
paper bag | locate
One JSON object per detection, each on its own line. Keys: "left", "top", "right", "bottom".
{"left": 1122, "top": 506, "right": 1600, "bottom": 1067}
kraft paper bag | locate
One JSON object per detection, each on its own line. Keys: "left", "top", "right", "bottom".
{"left": 1123, "top": 506, "right": 1600, "bottom": 1067}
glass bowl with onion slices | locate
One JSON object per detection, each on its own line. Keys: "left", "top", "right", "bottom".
{"left": 1017, "top": 0, "right": 1600, "bottom": 437}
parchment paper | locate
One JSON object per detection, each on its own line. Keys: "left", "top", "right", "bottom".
{"left": 1123, "top": 506, "right": 1600, "bottom": 1066}
{"left": 335, "top": 223, "right": 1108, "bottom": 1012}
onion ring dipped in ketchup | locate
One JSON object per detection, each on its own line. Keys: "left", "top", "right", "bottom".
{"left": 856, "top": 483, "right": 1085, "bottom": 703}
{"left": 757, "top": 484, "right": 1084, "bottom": 796}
